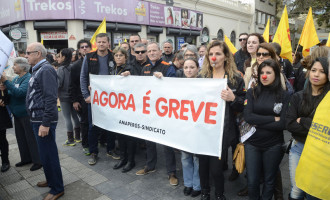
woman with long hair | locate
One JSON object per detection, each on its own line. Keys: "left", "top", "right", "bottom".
{"left": 244, "top": 59, "right": 290, "bottom": 200}
{"left": 286, "top": 57, "right": 329, "bottom": 200}
{"left": 199, "top": 40, "right": 245, "bottom": 200}
{"left": 243, "top": 33, "right": 265, "bottom": 73}
{"left": 244, "top": 43, "right": 286, "bottom": 90}
{"left": 57, "top": 48, "right": 80, "bottom": 146}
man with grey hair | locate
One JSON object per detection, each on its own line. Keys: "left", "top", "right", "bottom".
{"left": 25, "top": 42, "right": 64, "bottom": 199}
{"left": 137, "top": 42, "right": 178, "bottom": 186}
{"left": 1, "top": 57, "right": 42, "bottom": 172}
{"left": 161, "top": 40, "right": 174, "bottom": 63}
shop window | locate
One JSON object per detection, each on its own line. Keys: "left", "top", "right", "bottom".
{"left": 217, "top": 29, "right": 224, "bottom": 41}
{"left": 201, "top": 27, "right": 209, "bottom": 43}
{"left": 230, "top": 31, "right": 236, "bottom": 46}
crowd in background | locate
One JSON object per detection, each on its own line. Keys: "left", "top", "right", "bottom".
{"left": 0, "top": 32, "right": 329, "bottom": 200}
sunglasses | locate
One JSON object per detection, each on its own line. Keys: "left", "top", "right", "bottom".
{"left": 135, "top": 50, "right": 146, "bottom": 54}
{"left": 80, "top": 45, "right": 90, "bottom": 49}
{"left": 26, "top": 51, "right": 38, "bottom": 55}
{"left": 239, "top": 38, "right": 247, "bottom": 42}
{"left": 257, "top": 52, "right": 270, "bottom": 57}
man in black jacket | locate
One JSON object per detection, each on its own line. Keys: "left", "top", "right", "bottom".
{"left": 71, "top": 39, "right": 91, "bottom": 155}
{"left": 131, "top": 43, "right": 149, "bottom": 76}
{"left": 80, "top": 33, "right": 120, "bottom": 165}
{"left": 161, "top": 40, "right": 174, "bottom": 64}
{"left": 234, "top": 33, "right": 249, "bottom": 74}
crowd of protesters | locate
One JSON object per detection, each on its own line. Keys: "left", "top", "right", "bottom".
{"left": 0, "top": 32, "right": 329, "bottom": 200}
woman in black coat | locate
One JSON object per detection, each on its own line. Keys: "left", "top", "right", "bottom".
{"left": 0, "top": 82, "right": 13, "bottom": 172}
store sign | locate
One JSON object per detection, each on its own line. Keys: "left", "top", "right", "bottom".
{"left": 149, "top": 3, "right": 202, "bottom": 30}
{"left": 0, "top": 0, "right": 25, "bottom": 26}
{"left": 24, "top": 0, "right": 74, "bottom": 20}
{"left": 0, "top": 0, "right": 203, "bottom": 30}
{"left": 75, "top": 0, "right": 149, "bottom": 25}
{"left": 9, "top": 29, "right": 22, "bottom": 40}
{"left": 41, "top": 31, "right": 68, "bottom": 40}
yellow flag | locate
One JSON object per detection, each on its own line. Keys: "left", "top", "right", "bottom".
{"left": 90, "top": 17, "right": 107, "bottom": 52}
{"left": 124, "top": 38, "right": 127, "bottom": 42}
{"left": 263, "top": 19, "right": 270, "bottom": 43}
{"left": 273, "top": 6, "right": 293, "bottom": 62}
{"left": 224, "top": 35, "right": 237, "bottom": 55}
{"left": 325, "top": 33, "right": 330, "bottom": 47}
{"left": 41, "top": 39, "right": 43, "bottom": 45}
{"left": 298, "top": 7, "right": 320, "bottom": 57}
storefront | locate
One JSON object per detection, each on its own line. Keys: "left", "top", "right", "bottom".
{"left": 0, "top": 0, "right": 204, "bottom": 52}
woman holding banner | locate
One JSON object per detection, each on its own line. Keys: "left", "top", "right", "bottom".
{"left": 111, "top": 46, "right": 136, "bottom": 173}
{"left": 243, "top": 59, "right": 290, "bottom": 200}
{"left": 286, "top": 57, "right": 329, "bottom": 200}
{"left": 198, "top": 40, "right": 245, "bottom": 200}
{"left": 181, "top": 58, "right": 201, "bottom": 197}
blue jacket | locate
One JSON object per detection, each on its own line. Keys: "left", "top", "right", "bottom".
{"left": 26, "top": 59, "right": 58, "bottom": 127}
{"left": 4, "top": 73, "right": 31, "bottom": 117}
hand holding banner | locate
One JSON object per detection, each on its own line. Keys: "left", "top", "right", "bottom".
{"left": 90, "top": 75, "right": 227, "bottom": 157}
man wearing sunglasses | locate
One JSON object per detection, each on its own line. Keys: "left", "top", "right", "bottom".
{"left": 234, "top": 32, "right": 249, "bottom": 74}
{"left": 128, "top": 34, "right": 141, "bottom": 65}
{"left": 131, "top": 43, "right": 149, "bottom": 76}
{"left": 70, "top": 39, "right": 91, "bottom": 155}
{"left": 25, "top": 42, "right": 64, "bottom": 200}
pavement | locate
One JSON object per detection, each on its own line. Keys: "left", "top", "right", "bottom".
{"left": 0, "top": 112, "right": 292, "bottom": 200}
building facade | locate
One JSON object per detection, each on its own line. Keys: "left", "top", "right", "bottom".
{"left": 0, "top": 0, "right": 255, "bottom": 53}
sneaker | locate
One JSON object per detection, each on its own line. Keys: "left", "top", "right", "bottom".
{"left": 169, "top": 173, "right": 178, "bottom": 186}
{"left": 88, "top": 153, "right": 98, "bottom": 165}
{"left": 135, "top": 167, "right": 156, "bottom": 175}
{"left": 83, "top": 148, "right": 91, "bottom": 156}
{"left": 63, "top": 140, "right": 76, "bottom": 146}
{"left": 75, "top": 138, "right": 82, "bottom": 143}
{"left": 106, "top": 150, "right": 120, "bottom": 160}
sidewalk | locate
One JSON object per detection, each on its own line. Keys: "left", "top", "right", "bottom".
{"left": 0, "top": 113, "right": 292, "bottom": 200}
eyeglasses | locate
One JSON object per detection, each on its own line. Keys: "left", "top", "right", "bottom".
{"left": 239, "top": 38, "right": 247, "bottom": 42}
{"left": 135, "top": 50, "right": 146, "bottom": 54}
{"left": 114, "top": 54, "right": 124, "bottom": 58}
{"left": 257, "top": 52, "right": 270, "bottom": 57}
{"left": 184, "top": 54, "right": 196, "bottom": 58}
{"left": 80, "top": 45, "right": 90, "bottom": 49}
{"left": 26, "top": 51, "right": 38, "bottom": 55}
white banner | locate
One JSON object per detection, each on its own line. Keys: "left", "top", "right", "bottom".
{"left": 90, "top": 75, "right": 227, "bottom": 157}
{"left": 0, "top": 30, "right": 14, "bottom": 76}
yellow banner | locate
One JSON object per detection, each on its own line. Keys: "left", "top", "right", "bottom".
{"left": 295, "top": 92, "right": 330, "bottom": 199}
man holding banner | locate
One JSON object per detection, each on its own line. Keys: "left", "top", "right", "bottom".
{"left": 135, "top": 42, "right": 179, "bottom": 186}
{"left": 80, "top": 33, "right": 119, "bottom": 165}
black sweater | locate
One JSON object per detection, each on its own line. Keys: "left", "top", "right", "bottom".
{"left": 286, "top": 91, "right": 315, "bottom": 143}
{"left": 70, "top": 58, "right": 84, "bottom": 103}
{"left": 244, "top": 88, "right": 290, "bottom": 148}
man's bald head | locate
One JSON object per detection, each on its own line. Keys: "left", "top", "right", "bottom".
{"left": 25, "top": 42, "right": 47, "bottom": 66}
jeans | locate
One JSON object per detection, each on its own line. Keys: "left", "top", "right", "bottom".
{"left": 76, "top": 99, "right": 89, "bottom": 148}
{"left": 88, "top": 104, "right": 116, "bottom": 155}
{"left": 146, "top": 141, "right": 176, "bottom": 175}
{"left": 14, "top": 116, "right": 40, "bottom": 164}
{"left": 60, "top": 101, "right": 80, "bottom": 132}
{"left": 31, "top": 122, "right": 64, "bottom": 195}
{"left": 0, "top": 129, "right": 9, "bottom": 164}
{"left": 289, "top": 140, "right": 305, "bottom": 200}
{"left": 181, "top": 151, "right": 200, "bottom": 191}
{"left": 245, "top": 143, "right": 283, "bottom": 200}
{"left": 199, "top": 153, "right": 225, "bottom": 195}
